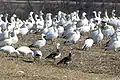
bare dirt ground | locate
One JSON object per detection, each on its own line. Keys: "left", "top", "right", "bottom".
{"left": 0, "top": 33, "right": 120, "bottom": 80}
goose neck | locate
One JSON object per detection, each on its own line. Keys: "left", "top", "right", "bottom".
{"left": 39, "top": 15, "right": 44, "bottom": 21}
{"left": 93, "top": 11, "right": 97, "bottom": 18}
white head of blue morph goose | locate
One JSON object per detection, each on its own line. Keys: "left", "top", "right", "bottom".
{"left": 45, "top": 43, "right": 61, "bottom": 60}
{"left": 57, "top": 50, "right": 72, "bottom": 65}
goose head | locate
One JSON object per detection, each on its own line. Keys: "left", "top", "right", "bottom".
{"left": 82, "top": 12, "right": 87, "bottom": 19}
{"left": 30, "top": 11, "right": 34, "bottom": 16}
{"left": 93, "top": 11, "right": 97, "bottom": 18}
{"left": 76, "top": 10, "right": 79, "bottom": 13}
{"left": 0, "top": 14, "right": 3, "bottom": 18}
{"left": 13, "top": 14, "right": 17, "bottom": 17}
{"left": 46, "top": 13, "right": 52, "bottom": 20}
{"left": 98, "top": 11, "right": 101, "bottom": 18}
{"left": 41, "top": 34, "right": 46, "bottom": 39}
{"left": 35, "top": 14, "right": 39, "bottom": 21}
{"left": 39, "top": 10, "right": 44, "bottom": 16}
{"left": 56, "top": 43, "right": 60, "bottom": 49}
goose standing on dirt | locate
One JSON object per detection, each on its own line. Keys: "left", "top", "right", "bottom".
{"left": 105, "top": 39, "right": 120, "bottom": 52}
{"left": 64, "top": 29, "right": 80, "bottom": 44}
{"left": 105, "top": 30, "right": 120, "bottom": 51}
{"left": 18, "top": 21, "right": 29, "bottom": 39}
{"left": 16, "top": 46, "right": 43, "bottom": 61}
{"left": 32, "top": 50, "right": 42, "bottom": 62}
{"left": 45, "top": 43, "right": 61, "bottom": 60}
{"left": 57, "top": 50, "right": 72, "bottom": 65}
{"left": 101, "top": 21, "right": 115, "bottom": 38}
{"left": 44, "top": 24, "right": 58, "bottom": 44}
{"left": 90, "top": 27, "right": 103, "bottom": 44}
{"left": 82, "top": 37, "right": 94, "bottom": 50}
{"left": 16, "top": 46, "right": 34, "bottom": 56}
{"left": 0, "top": 45, "right": 20, "bottom": 57}
{"left": 29, "top": 34, "right": 46, "bottom": 49}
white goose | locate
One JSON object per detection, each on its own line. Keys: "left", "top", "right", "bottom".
{"left": 25, "top": 11, "right": 35, "bottom": 31}
{"left": 102, "top": 22, "right": 115, "bottom": 37}
{"left": 82, "top": 37, "right": 94, "bottom": 50}
{"left": 92, "top": 27, "right": 103, "bottom": 43}
{"left": 29, "top": 34, "right": 46, "bottom": 49}
{"left": 16, "top": 46, "right": 34, "bottom": 56}
{"left": 8, "top": 14, "right": 17, "bottom": 31}
{"left": 0, "top": 29, "right": 10, "bottom": 41}
{"left": 11, "top": 28, "right": 19, "bottom": 45}
{"left": 16, "top": 46, "right": 42, "bottom": 61}
{"left": 45, "top": 13, "right": 52, "bottom": 28}
{"left": 64, "top": 29, "right": 80, "bottom": 44}
{"left": 77, "top": 12, "right": 89, "bottom": 27}
{"left": 105, "top": 31, "right": 120, "bottom": 52}
{"left": 44, "top": 24, "right": 58, "bottom": 41}
{"left": 34, "top": 14, "right": 44, "bottom": 32}
{"left": 0, "top": 45, "right": 20, "bottom": 57}
{"left": 18, "top": 21, "right": 29, "bottom": 38}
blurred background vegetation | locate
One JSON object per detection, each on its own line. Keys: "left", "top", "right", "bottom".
{"left": 0, "top": 0, "right": 120, "bottom": 20}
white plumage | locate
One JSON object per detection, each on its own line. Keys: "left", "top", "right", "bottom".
{"left": 29, "top": 34, "right": 46, "bottom": 49}
{"left": 16, "top": 46, "right": 34, "bottom": 56}
{"left": 82, "top": 38, "right": 94, "bottom": 50}
{"left": 0, "top": 45, "right": 20, "bottom": 57}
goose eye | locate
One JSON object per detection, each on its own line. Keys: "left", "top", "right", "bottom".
{"left": 37, "top": 17, "right": 39, "bottom": 19}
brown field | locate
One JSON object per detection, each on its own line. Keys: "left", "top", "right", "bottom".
{"left": 0, "top": 33, "right": 120, "bottom": 80}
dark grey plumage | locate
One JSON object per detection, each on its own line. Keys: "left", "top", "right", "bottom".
{"left": 45, "top": 43, "right": 61, "bottom": 60}
{"left": 57, "top": 51, "right": 72, "bottom": 65}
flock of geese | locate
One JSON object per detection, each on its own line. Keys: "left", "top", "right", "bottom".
{"left": 0, "top": 9, "right": 120, "bottom": 65}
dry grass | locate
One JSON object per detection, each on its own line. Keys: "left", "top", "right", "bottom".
{"left": 0, "top": 33, "right": 120, "bottom": 80}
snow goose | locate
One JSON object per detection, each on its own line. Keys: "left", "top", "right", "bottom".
{"left": 32, "top": 50, "right": 42, "bottom": 62}
{"left": 29, "top": 34, "right": 46, "bottom": 49}
{"left": 25, "top": 11, "right": 35, "bottom": 32}
{"left": 89, "top": 19, "right": 96, "bottom": 31}
{"left": 7, "top": 14, "right": 17, "bottom": 31}
{"left": 0, "top": 14, "right": 5, "bottom": 30}
{"left": 16, "top": 46, "right": 43, "bottom": 61}
{"left": 34, "top": 14, "right": 44, "bottom": 32}
{"left": 45, "top": 13, "right": 52, "bottom": 28}
{"left": 105, "top": 38, "right": 120, "bottom": 52}
{"left": 58, "top": 12, "right": 67, "bottom": 26}
{"left": 75, "top": 10, "right": 80, "bottom": 22}
{"left": 64, "top": 29, "right": 80, "bottom": 44}
{"left": 0, "top": 45, "right": 20, "bottom": 57}
{"left": 45, "top": 43, "right": 61, "bottom": 60}
{"left": 44, "top": 24, "right": 58, "bottom": 42}
{"left": 1, "top": 14, "right": 9, "bottom": 31}
{"left": 92, "top": 27, "right": 103, "bottom": 44}
{"left": 82, "top": 37, "right": 94, "bottom": 50}
{"left": 102, "top": 9, "right": 110, "bottom": 22}
{"left": 63, "top": 22, "right": 77, "bottom": 38}
{"left": 77, "top": 12, "right": 89, "bottom": 27}
{"left": 0, "top": 29, "right": 10, "bottom": 41}
{"left": 92, "top": 11, "right": 101, "bottom": 25}
{"left": 16, "top": 46, "right": 34, "bottom": 57}
{"left": 101, "top": 21, "right": 115, "bottom": 38}
{"left": 18, "top": 21, "right": 29, "bottom": 39}
{"left": 57, "top": 25, "right": 64, "bottom": 37}
{"left": 11, "top": 28, "right": 18, "bottom": 45}
{"left": 105, "top": 30, "right": 120, "bottom": 48}
{"left": 57, "top": 50, "right": 72, "bottom": 65}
